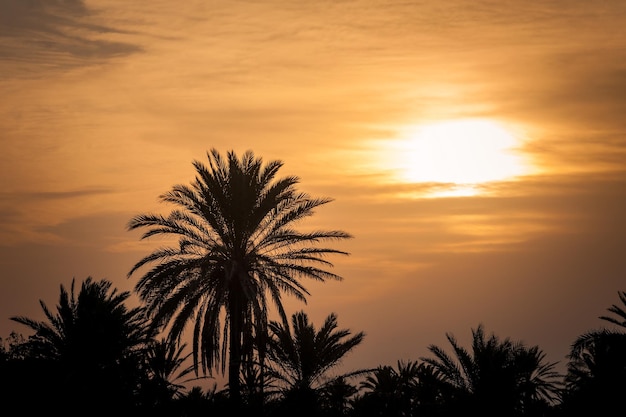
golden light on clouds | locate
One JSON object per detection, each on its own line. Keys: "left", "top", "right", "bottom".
{"left": 2, "top": 0, "right": 626, "bottom": 393}
{"left": 379, "top": 119, "right": 536, "bottom": 198}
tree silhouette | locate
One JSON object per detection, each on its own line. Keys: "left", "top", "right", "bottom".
{"left": 140, "top": 337, "right": 198, "bottom": 414}
{"left": 420, "top": 324, "right": 561, "bottom": 417}
{"left": 266, "top": 310, "right": 367, "bottom": 417}
{"left": 173, "top": 383, "right": 231, "bottom": 416}
{"left": 127, "top": 148, "right": 352, "bottom": 409}
{"left": 9, "top": 277, "right": 150, "bottom": 415}
{"left": 560, "top": 290, "right": 626, "bottom": 415}
{"left": 562, "top": 329, "right": 626, "bottom": 415}
{"left": 319, "top": 376, "right": 359, "bottom": 417}
{"left": 599, "top": 289, "right": 626, "bottom": 328}
{"left": 356, "top": 360, "right": 435, "bottom": 417}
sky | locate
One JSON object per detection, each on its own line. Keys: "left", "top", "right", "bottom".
{"left": 2, "top": 0, "right": 626, "bottom": 389}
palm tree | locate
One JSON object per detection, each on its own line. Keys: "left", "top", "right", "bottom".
{"left": 127, "top": 148, "right": 352, "bottom": 408}
{"left": 562, "top": 329, "right": 626, "bottom": 414}
{"left": 11, "top": 277, "right": 148, "bottom": 361}
{"left": 319, "top": 376, "right": 359, "bottom": 417}
{"left": 356, "top": 364, "right": 400, "bottom": 416}
{"left": 599, "top": 289, "right": 626, "bottom": 328}
{"left": 10, "top": 277, "right": 149, "bottom": 414}
{"left": 140, "top": 337, "right": 198, "bottom": 412}
{"left": 560, "top": 290, "right": 626, "bottom": 414}
{"left": 265, "top": 310, "right": 367, "bottom": 416}
{"left": 420, "top": 324, "right": 561, "bottom": 417}
{"left": 356, "top": 360, "right": 426, "bottom": 417}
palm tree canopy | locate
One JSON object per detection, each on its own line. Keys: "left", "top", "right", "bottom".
{"left": 562, "top": 328, "right": 626, "bottom": 413}
{"left": 357, "top": 360, "right": 427, "bottom": 417}
{"left": 565, "top": 290, "right": 626, "bottom": 392}
{"left": 599, "top": 290, "right": 626, "bottom": 328}
{"left": 420, "top": 324, "right": 561, "bottom": 413}
{"left": 266, "top": 310, "right": 366, "bottom": 391}
{"left": 9, "top": 277, "right": 150, "bottom": 413}
{"left": 10, "top": 277, "right": 148, "bottom": 364}
{"left": 144, "top": 337, "right": 196, "bottom": 394}
{"left": 127, "top": 148, "right": 352, "bottom": 387}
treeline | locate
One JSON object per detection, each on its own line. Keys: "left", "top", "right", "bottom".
{"left": 2, "top": 276, "right": 626, "bottom": 416}
{"left": 3, "top": 149, "right": 624, "bottom": 417}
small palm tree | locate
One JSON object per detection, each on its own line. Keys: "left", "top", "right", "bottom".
{"left": 356, "top": 360, "right": 423, "bottom": 417}
{"left": 141, "top": 337, "right": 197, "bottom": 409}
{"left": 127, "top": 149, "right": 352, "bottom": 408}
{"left": 11, "top": 277, "right": 148, "bottom": 361}
{"left": 266, "top": 310, "right": 367, "bottom": 416}
{"left": 561, "top": 290, "right": 626, "bottom": 414}
{"left": 10, "top": 277, "right": 150, "bottom": 413}
{"left": 319, "top": 376, "right": 359, "bottom": 417}
{"left": 420, "top": 324, "right": 561, "bottom": 417}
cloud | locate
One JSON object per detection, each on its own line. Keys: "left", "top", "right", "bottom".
{"left": 0, "top": 0, "right": 141, "bottom": 76}
{"left": 0, "top": 188, "right": 114, "bottom": 201}
{"left": 0, "top": 187, "right": 116, "bottom": 245}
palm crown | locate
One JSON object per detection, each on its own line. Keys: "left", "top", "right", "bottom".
{"left": 127, "top": 148, "right": 352, "bottom": 405}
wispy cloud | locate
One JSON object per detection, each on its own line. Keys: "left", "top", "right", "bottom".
{"left": 0, "top": 0, "right": 141, "bottom": 76}
{"left": 0, "top": 187, "right": 115, "bottom": 245}
{"left": 0, "top": 188, "right": 113, "bottom": 200}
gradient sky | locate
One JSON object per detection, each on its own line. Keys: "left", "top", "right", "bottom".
{"left": 2, "top": 0, "right": 626, "bottom": 388}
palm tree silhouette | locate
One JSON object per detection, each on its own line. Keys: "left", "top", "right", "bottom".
{"left": 561, "top": 290, "right": 626, "bottom": 414}
{"left": 319, "top": 376, "right": 359, "bottom": 417}
{"left": 563, "top": 329, "right": 626, "bottom": 414}
{"left": 420, "top": 324, "right": 561, "bottom": 417}
{"left": 10, "top": 277, "right": 149, "bottom": 414}
{"left": 599, "top": 290, "right": 626, "bottom": 328}
{"left": 127, "top": 148, "right": 352, "bottom": 408}
{"left": 356, "top": 360, "right": 427, "bottom": 417}
{"left": 141, "top": 337, "right": 198, "bottom": 413}
{"left": 265, "top": 310, "right": 367, "bottom": 416}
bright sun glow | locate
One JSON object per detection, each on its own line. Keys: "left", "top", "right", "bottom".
{"left": 390, "top": 119, "right": 533, "bottom": 197}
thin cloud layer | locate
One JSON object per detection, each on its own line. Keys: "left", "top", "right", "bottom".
{"left": 0, "top": 0, "right": 141, "bottom": 76}
{"left": 1, "top": 0, "right": 626, "bottom": 385}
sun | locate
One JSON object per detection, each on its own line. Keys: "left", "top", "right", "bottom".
{"left": 390, "top": 119, "right": 533, "bottom": 197}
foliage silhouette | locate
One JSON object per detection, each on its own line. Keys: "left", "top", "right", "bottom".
{"left": 127, "top": 148, "right": 352, "bottom": 408}
{"left": 560, "top": 290, "right": 626, "bottom": 415}
{"left": 319, "top": 376, "right": 360, "bottom": 417}
{"left": 140, "top": 337, "right": 199, "bottom": 414}
{"left": 356, "top": 360, "right": 419, "bottom": 417}
{"left": 354, "top": 359, "right": 447, "bottom": 417}
{"left": 8, "top": 277, "right": 150, "bottom": 415}
{"left": 265, "top": 310, "right": 368, "bottom": 417}
{"left": 5, "top": 283, "right": 626, "bottom": 416}
{"left": 420, "top": 324, "right": 561, "bottom": 417}
{"left": 599, "top": 289, "right": 626, "bottom": 328}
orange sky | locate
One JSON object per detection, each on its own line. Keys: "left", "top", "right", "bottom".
{"left": 2, "top": 0, "right": 626, "bottom": 388}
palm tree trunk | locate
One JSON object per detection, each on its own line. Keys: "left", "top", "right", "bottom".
{"left": 228, "top": 284, "right": 243, "bottom": 410}
{"left": 257, "top": 325, "right": 267, "bottom": 414}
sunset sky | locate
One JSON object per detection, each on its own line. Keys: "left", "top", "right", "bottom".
{"left": 2, "top": 0, "right": 626, "bottom": 388}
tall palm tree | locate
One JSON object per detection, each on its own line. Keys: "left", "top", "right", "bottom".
{"left": 127, "top": 148, "right": 352, "bottom": 408}
{"left": 265, "top": 310, "right": 367, "bottom": 416}
{"left": 420, "top": 324, "right": 561, "bottom": 417}
{"left": 10, "top": 277, "right": 149, "bottom": 414}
